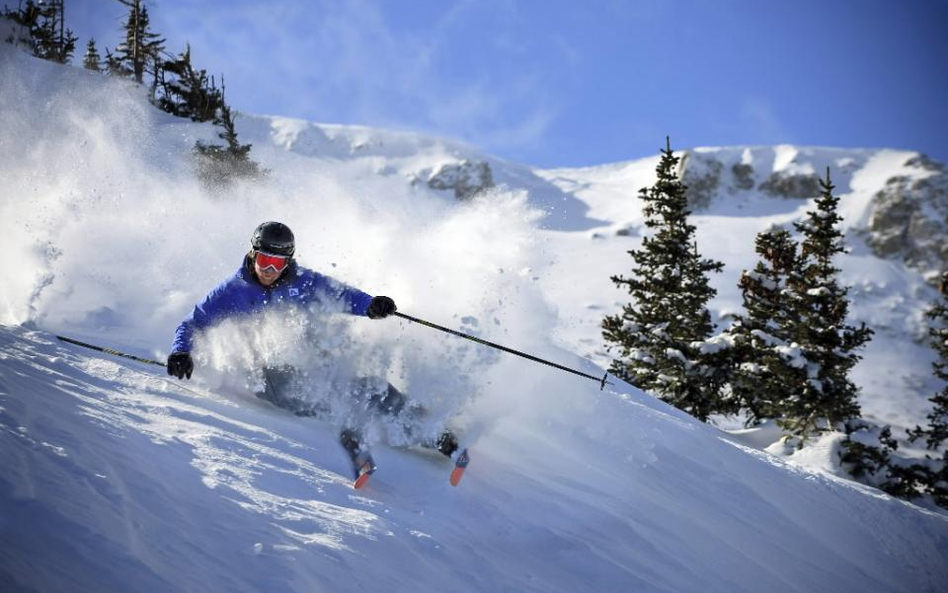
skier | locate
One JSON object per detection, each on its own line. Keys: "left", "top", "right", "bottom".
{"left": 167, "top": 221, "right": 458, "bottom": 481}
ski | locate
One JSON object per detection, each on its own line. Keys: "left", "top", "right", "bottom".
{"left": 343, "top": 434, "right": 467, "bottom": 488}
{"left": 449, "top": 448, "right": 470, "bottom": 487}
{"left": 352, "top": 450, "right": 377, "bottom": 489}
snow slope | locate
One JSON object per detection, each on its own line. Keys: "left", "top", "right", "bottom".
{"left": 5, "top": 327, "right": 948, "bottom": 593}
{"left": 2, "top": 44, "right": 948, "bottom": 592}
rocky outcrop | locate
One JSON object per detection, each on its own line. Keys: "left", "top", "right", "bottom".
{"left": 861, "top": 157, "right": 948, "bottom": 281}
{"left": 905, "top": 154, "right": 944, "bottom": 173}
{"left": 426, "top": 160, "right": 494, "bottom": 201}
{"left": 757, "top": 172, "right": 821, "bottom": 199}
{"left": 677, "top": 151, "right": 767, "bottom": 209}
{"left": 731, "top": 163, "right": 755, "bottom": 190}
{"left": 677, "top": 152, "right": 722, "bottom": 210}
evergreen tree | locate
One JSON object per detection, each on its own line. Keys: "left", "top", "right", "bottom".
{"left": 155, "top": 45, "right": 223, "bottom": 122}
{"left": 909, "top": 272, "right": 948, "bottom": 451}
{"left": 1, "top": 1, "right": 40, "bottom": 47}
{"left": 41, "top": 0, "right": 76, "bottom": 63}
{"left": 839, "top": 421, "right": 898, "bottom": 483}
{"left": 82, "top": 37, "right": 101, "bottom": 71}
{"left": 103, "top": 46, "right": 123, "bottom": 77}
{"left": 838, "top": 417, "right": 948, "bottom": 507}
{"left": 3, "top": 0, "right": 76, "bottom": 62}
{"left": 113, "top": 0, "right": 164, "bottom": 83}
{"left": 781, "top": 168, "right": 873, "bottom": 440}
{"left": 726, "top": 228, "right": 806, "bottom": 425}
{"left": 602, "top": 138, "right": 726, "bottom": 421}
{"left": 194, "top": 82, "right": 263, "bottom": 186}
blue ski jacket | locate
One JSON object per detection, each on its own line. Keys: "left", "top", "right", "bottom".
{"left": 171, "top": 256, "right": 374, "bottom": 353}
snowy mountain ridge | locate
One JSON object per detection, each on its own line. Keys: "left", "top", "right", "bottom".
{"left": 244, "top": 111, "right": 947, "bottom": 282}
{"left": 2, "top": 43, "right": 947, "bottom": 593}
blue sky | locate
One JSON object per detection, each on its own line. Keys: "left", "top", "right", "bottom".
{"left": 68, "top": 0, "right": 948, "bottom": 168}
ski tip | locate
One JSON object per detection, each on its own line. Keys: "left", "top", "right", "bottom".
{"left": 449, "top": 448, "right": 470, "bottom": 487}
{"left": 352, "top": 454, "right": 376, "bottom": 489}
{"left": 353, "top": 471, "right": 372, "bottom": 489}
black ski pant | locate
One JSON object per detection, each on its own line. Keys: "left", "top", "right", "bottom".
{"left": 255, "top": 365, "right": 455, "bottom": 458}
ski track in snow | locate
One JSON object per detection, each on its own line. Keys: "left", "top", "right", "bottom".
{"left": 2, "top": 330, "right": 385, "bottom": 551}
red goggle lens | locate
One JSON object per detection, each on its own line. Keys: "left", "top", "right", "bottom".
{"left": 255, "top": 252, "right": 289, "bottom": 272}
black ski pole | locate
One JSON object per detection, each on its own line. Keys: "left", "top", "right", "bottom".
{"left": 393, "top": 312, "right": 611, "bottom": 390}
{"left": 56, "top": 335, "right": 166, "bottom": 367}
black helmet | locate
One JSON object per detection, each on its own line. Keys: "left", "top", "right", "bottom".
{"left": 251, "top": 221, "right": 295, "bottom": 257}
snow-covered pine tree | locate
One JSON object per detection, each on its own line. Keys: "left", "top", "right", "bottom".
{"left": 602, "top": 138, "right": 726, "bottom": 421}
{"left": 909, "top": 272, "right": 948, "bottom": 451}
{"left": 726, "top": 228, "right": 806, "bottom": 425}
{"left": 113, "top": 0, "right": 164, "bottom": 83}
{"left": 82, "top": 38, "right": 101, "bottom": 71}
{"left": 837, "top": 277, "right": 946, "bottom": 508}
{"left": 782, "top": 168, "right": 872, "bottom": 440}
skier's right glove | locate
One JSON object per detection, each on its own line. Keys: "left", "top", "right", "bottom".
{"left": 167, "top": 351, "right": 194, "bottom": 380}
{"left": 367, "top": 295, "right": 397, "bottom": 319}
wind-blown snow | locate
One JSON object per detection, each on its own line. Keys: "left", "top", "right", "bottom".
{"left": 2, "top": 46, "right": 947, "bottom": 592}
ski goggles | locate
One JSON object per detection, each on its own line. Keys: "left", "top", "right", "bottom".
{"left": 254, "top": 251, "right": 290, "bottom": 272}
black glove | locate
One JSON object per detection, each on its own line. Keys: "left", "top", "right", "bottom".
{"left": 167, "top": 351, "right": 194, "bottom": 380}
{"left": 367, "top": 295, "right": 397, "bottom": 319}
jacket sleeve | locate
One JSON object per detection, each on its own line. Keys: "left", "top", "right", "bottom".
{"left": 304, "top": 270, "right": 373, "bottom": 316}
{"left": 328, "top": 277, "right": 374, "bottom": 316}
{"left": 171, "top": 281, "right": 238, "bottom": 353}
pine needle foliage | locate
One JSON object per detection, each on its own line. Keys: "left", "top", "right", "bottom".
{"left": 155, "top": 45, "right": 223, "bottom": 123}
{"left": 909, "top": 272, "right": 948, "bottom": 451}
{"left": 3, "top": 0, "right": 77, "bottom": 63}
{"left": 82, "top": 38, "right": 100, "bottom": 71}
{"left": 194, "top": 91, "right": 264, "bottom": 187}
{"left": 887, "top": 271, "right": 948, "bottom": 508}
{"left": 780, "top": 168, "right": 873, "bottom": 440}
{"left": 603, "top": 138, "right": 726, "bottom": 421}
{"left": 112, "top": 0, "right": 164, "bottom": 83}
{"left": 726, "top": 228, "right": 806, "bottom": 425}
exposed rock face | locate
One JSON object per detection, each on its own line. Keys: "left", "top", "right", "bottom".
{"left": 758, "top": 172, "right": 821, "bottom": 199}
{"left": 427, "top": 160, "right": 494, "bottom": 201}
{"left": 731, "top": 163, "right": 755, "bottom": 190}
{"left": 862, "top": 159, "right": 948, "bottom": 281}
{"left": 670, "top": 149, "right": 945, "bottom": 282}
{"left": 677, "top": 152, "right": 722, "bottom": 210}
{"left": 677, "top": 151, "right": 765, "bottom": 209}
{"left": 905, "top": 154, "right": 944, "bottom": 173}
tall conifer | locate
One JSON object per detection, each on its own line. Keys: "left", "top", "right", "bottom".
{"left": 603, "top": 139, "right": 726, "bottom": 421}
{"left": 113, "top": 0, "right": 164, "bottom": 83}
{"left": 781, "top": 168, "right": 872, "bottom": 439}
{"left": 726, "top": 228, "right": 805, "bottom": 424}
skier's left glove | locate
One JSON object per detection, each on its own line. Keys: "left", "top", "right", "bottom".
{"left": 167, "top": 351, "right": 194, "bottom": 380}
{"left": 367, "top": 295, "right": 397, "bottom": 319}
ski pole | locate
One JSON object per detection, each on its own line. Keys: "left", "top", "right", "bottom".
{"left": 393, "top": 312, "right": 612, "bottom": 390}
{"left": 56, "top": 335, "right": 166, "bottom": 367}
